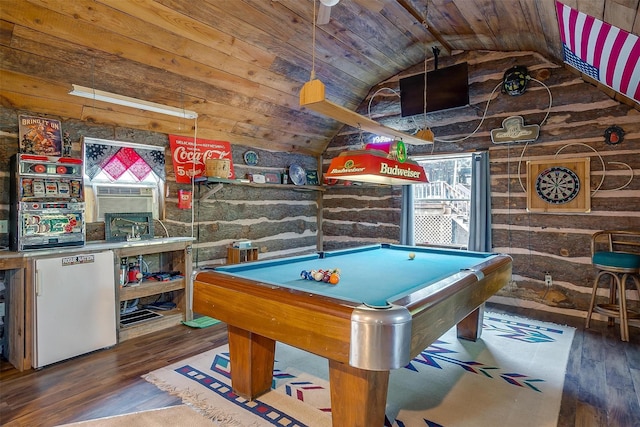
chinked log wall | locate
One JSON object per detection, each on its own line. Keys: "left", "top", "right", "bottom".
{"left": 322, "top": 50, "right": 640, "bottom": 317}
{"left": 0, "top": 107, "right": 320, "bottom": 266}
{"left": 189, "top": 151, "right": 321, "bottom": 266}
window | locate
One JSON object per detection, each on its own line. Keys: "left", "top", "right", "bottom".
{"left": 412, "top": 154, "right": 473, "bottom": 248}
{"left": 82, "top": 137, "right": 165, "bottom": 222}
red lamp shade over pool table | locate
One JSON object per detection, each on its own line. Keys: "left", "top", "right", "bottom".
{"left": 325, "top": 150, "right": 428, "bottom": 185}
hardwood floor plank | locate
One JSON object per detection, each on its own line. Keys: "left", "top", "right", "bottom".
{"left": 604, "top": 385, "right": 640, "bottom": 427}
{"left": 630, "top": 368, "right": 640, "bottom": 410}
{"left": 565, "top": 327, "right": 584, "bottom": 384}
{"left": 604, "top": 339, "right": 636, "bottom": 388}
{"left": 575, "top": 400, "right": 607, "bottom": 427}
{"left": 558, "top": 375, "right": 578, "bottom": 427}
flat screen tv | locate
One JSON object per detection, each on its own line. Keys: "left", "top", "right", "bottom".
{"left": 399, "top": 62, "right": 469, "bottom": 117}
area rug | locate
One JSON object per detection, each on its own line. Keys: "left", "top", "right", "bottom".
{"left": 143, "top": 312, "right": 575, "bottom": 427}
{"left": 56, "top": 405, "right": 216, "bottom": 426}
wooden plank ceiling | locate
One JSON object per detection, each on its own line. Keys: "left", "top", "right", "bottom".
{"left": 1, "top": 0, "right": 638, "bottom": 156}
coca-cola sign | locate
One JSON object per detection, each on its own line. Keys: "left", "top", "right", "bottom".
{"left": 168, "top": 135, "right": 235, "bottom": 183}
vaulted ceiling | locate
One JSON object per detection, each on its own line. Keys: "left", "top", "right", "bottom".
{"left": 1, "top": 0, "right": 638, "bottom": 156}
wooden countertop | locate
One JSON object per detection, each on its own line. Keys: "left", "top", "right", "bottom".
{"left": 0, "top": 237, "right": 194, "bottom": 266}
{"left": 0, "top": 251, "right": 26, "bottom": 270}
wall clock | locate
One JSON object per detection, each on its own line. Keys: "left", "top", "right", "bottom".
{"left": 526, "top": 158, "right": 590, "bottom": 213}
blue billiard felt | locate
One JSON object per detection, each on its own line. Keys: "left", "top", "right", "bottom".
{"left": 215, "top": 244, "right": 495, "bottom": 307}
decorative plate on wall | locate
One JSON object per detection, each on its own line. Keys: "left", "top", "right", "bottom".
{"left": 526, "top": 158, "right": 591, "bottom": 213}
{"left": 288, "top": 164, "right": 306, "bottom": 185}
{"left": 243, "top": 150, "right": 259, "bottom": 166}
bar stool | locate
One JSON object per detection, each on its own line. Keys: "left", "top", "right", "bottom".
{"left": 585, "top": 230, "right": 640, "bottom": 341}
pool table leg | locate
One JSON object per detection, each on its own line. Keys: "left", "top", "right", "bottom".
{"left": 227, "top": 325, "right": 276, "bottom": 400}
{"left": 457, "top": 304, "right": 485, "bottom": 341}
{"left": 328, "top": 359, "right": 389, "bottom": 426}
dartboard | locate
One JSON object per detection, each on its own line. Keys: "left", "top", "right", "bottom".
{"left": 535, "top": 166, "right": 580, "bottom": 204}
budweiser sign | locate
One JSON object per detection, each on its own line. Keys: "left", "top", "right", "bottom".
{"left": 325, "top": 151, "right": 427, "bottom": 185}
{"left": 168, "top": 135, "right": 235, "bottom": 183}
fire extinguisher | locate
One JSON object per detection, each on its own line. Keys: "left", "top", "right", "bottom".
{"left": 128, "top": 262, "right": 140, "bottom": 283}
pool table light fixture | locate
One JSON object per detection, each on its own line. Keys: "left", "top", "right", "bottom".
{"left": 324, "top": 149, "right": 428, "bottom": 185}
{"left": 299, "top": 79, "right": 434, "bottom": 145}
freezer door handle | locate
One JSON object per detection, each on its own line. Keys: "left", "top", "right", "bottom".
{"left": 35, "top": 269, "right": 42, "bottom": 296}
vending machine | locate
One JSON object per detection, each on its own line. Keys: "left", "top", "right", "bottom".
{"left": 10, "top": 154, "right": 86, "bottom": 251}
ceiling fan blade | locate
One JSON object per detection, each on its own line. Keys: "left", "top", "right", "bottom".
{"left": 317, "top": 4, "right": 331, "bottom": 25}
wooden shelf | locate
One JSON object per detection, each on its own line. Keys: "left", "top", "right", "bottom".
{"left": 196, "top": 177, "right": 324, "bottom": 200}
{"left": 119, "top": 277, "right": 185, "bottom": 301}
{"left": 113, "top": 238, "right": 193, "bottom": 342}
{"left": 227, "top": 247, "right": 259, "bottom": 264}
{"left": 118, "top": 309, "right": 185, "bottom": 341}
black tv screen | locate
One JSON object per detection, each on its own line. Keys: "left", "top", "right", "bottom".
{"left": 399, "top": 62, "right": 469, "bottom": 116}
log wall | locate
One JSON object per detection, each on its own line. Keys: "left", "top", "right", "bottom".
{"left": 0, "top": 108, "right": 320, "bottom": 266}
{"left": 322, "top": 50, "right": 640, "bottom": 317}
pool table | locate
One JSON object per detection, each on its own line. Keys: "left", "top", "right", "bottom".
{"left": 193, "top": 244, "right": 512, "bottom": 426}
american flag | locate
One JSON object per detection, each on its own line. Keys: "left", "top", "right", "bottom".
{"left": 556, "top": 1, "right": 640, "bottom": 103}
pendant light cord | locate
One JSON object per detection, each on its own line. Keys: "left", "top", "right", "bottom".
{"left": 311, "top": 0, "right": 317, "bottom": 80}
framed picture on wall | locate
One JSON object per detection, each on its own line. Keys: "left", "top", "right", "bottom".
{"left": 526, "top": 158, "right": 591, "bottom": 213}
{"left": 19, "top": 115, "right": 63, "bottom": 156}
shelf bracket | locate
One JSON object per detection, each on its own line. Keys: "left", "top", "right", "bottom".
{"left": 200, "top": 183, "right": 223, "bottom": 201}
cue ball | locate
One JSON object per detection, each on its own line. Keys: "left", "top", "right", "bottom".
{"left": 408, "top": 252, "right": 415, "bottom": 260}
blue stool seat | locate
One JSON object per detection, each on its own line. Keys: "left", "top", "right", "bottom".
{"left": 593, "top": 251, "right": 640, "bottom": 270}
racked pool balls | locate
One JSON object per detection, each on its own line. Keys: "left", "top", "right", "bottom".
{"left": 300, "top": 268, "right": 340, "bottom": 284}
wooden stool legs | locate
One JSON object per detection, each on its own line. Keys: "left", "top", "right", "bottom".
{"left": 585, "top": 270, "right": 640, "bottom": 342}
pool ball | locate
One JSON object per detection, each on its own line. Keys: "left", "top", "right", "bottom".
{"left": 329, "top": 273, "right": 340, "bottom": 284}
{"left": 408, "top": 252, "right": 415, "bottom": 260}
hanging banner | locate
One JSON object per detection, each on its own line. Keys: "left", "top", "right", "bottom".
{"left": 168, "top": 135, "right": 235, "bottom": 183}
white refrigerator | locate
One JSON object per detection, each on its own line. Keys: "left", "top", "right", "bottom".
{"left": 33, "top": 250, "right": 117, "bottom": 368}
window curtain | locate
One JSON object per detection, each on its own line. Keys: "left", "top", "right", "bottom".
{"left": 468, "top": 151, "right": 492, "bottom": 252}
{"left": 400, "top": 185, "right": 415, "bottom": 245}
{"left": 85, "top": 142, "right": 165, "bottom": 181}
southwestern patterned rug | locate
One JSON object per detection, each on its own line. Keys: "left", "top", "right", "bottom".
{"left": 143, "top": 312, "right": 575, "bottom": 427}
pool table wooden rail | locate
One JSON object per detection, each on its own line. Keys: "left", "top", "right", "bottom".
{"left": 193, "top": 270, "right": 357, "bottom": 364}
{"left": 399, "top": 253, "right": 513, "bottom": 358}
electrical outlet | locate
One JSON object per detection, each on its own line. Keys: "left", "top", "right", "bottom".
{"left": 0, "top": 220, "right": 8, "bottom": 234}
{"left": 544, "top": 273, "right": 552, "bottom": 287}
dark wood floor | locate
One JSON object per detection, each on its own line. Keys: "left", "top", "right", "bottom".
{"left": 1, "top": 303, "right": 639, "bottom": 427}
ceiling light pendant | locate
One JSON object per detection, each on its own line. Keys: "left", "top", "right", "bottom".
{"left": 302, "top": 2, "right": 431, "bottom": 145}
{"left": 69, "top": 84, "right": 198, "bottom": 119}
{"left": 300, "top": 80, "right": 433, "bottom": 145}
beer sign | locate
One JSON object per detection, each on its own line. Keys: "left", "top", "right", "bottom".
{"left": 168, "top": 135, "right": 235, "bottom": 183}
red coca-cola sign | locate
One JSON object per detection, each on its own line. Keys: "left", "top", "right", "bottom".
{"left": 168, "top": 135, "right": 235, "bottom": 183}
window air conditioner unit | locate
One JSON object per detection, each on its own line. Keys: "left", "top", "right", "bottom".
{"left": 94, "top": 185, "right": 157, "bottom": 220}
